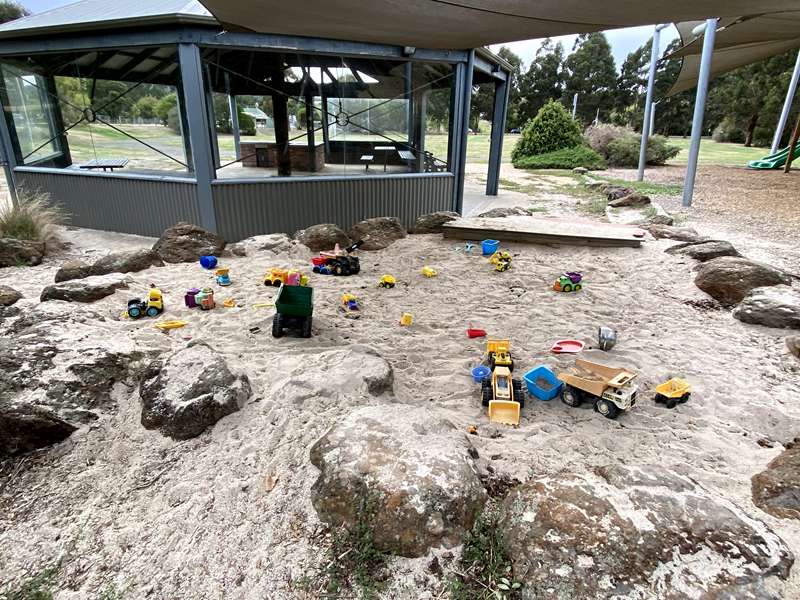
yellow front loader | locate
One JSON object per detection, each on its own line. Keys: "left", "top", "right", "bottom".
{"left": 481, "top": 365, "right": 525, "bottom": 426}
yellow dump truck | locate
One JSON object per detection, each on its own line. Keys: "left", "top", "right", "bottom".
{"left": 557, "top": 359, "right": 638, "bottom": 419}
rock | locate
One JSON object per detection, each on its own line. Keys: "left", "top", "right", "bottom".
{"left": 294, "top": 224, "right": 352, "bottom": 252}
{"left": 230, "top": 233, "right": 303, "bottom": 258}
{"left": 500, "top": 465, "right": 793, "bottom": 599}
{"left": 603, "top": 185, "right": 635, "bottom": 200}
{"left": 733, "top": 286, "right": 800, "bottom": 329}
{"left": 607, "top": 192, "right": 651, "bottom": 208}
{"left": 695, "top": 257, "right": 792, "bottom": 306}
{"left": 645, "top": 223, "right": 706, "bottom": 242}
{"left": 411, "top": 211, "right": 460, "bottom": 234}
{"left": 0, "top": 285, "right": 22, "bottom": 306}
{"left": 477, "top": 207, "right": 529, "bottom": 218}
{"left": 151, "top": 222, "right": 226, "bottom": 263}
{"left": 643, "top": 213, "right": 674, "bottom": 226}
{"left": 55, "top": 259, "right": 91, "bottom": 283}
{"left": 90, "top": 249, "right": 164, "bottom": 277}
{"left": 348, "top": 217, "right": 406, "bottom": 251}
{"left": 788, "top": 336, "right": 800, "bottom": 360}
{"left": 40, "top": 273, "right": 129, "bottom": 303}
{"left": 0, "top": 237, "right": 45, "bottom": 267}
{"left": 310, "top": 404, "right": 487, "bottom": 557}
{"left": 140, "top": 342, "right": 251, "bottom": 440}
{"left": 228, "top": 242, "right": 247, "bottom": 256}
{"left": 752, "top": 446, "right": 800, "bottom": 519}
{"left": 665, "top": 239, "right": 741, "bottom": 262}
{"left": 0, "top": 403, "right": 77, "bottom": 456}
{"left": 572, "top": 167, "right": 588, "bottom": 174}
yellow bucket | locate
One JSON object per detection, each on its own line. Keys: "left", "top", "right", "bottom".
{"left": 400, "top": 313, "right": 413, "bottom": 326}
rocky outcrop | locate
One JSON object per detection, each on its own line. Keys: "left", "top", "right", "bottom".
{"left": 54, "top": 259, "right": 91, "bottom": 282}
{"left": 500, "top": 465, "right": 793, "bottom": 599}
{"left": 0, "top": 285, "right": 22, "bottom": 306}
{"left": 40, "top": 273, "right": 129, "bottom": 303}
{"left": 0, "top": 404, "right": 76, "bottom": 456}
{"left": 294, "top": 224, "right": 352, "bottom": 252}
{"left": 412, "top": 211, "right": 460, "bottom": 234}
{"left": 603, "top": 185, "right": 635, "bottom": 201}
{"left": 140, "top": 342, "right": 251, "bottom": 440}
{"left": 477, "top": 207, "right": 529, "bottom": 218}
{"left": 310, "top": 404, "right": 487, "bottom": 557}
{"left": 607, "top": 192, "right": 651, "bottom": 208}
{"left": 643, "top": 214, "right": 674, "bottom": 226}
{"left": 348, "top": 217, "right": 406, "bottom": 251}
{"left": 733, "top": 286, "right": 800, "bottom": 329}
{"left": 152, "top": 222, "right": 226, "bottom": 263}
{"left": 55, "top": 250, "right": 163, "bottom": 282}
{"left": 0, "top": 237, "right": 45, "bottom": 267}
{"left": 752, "top": 445, "right": 800, "bottom": 520}
{"left": 695, "top": 257, "right": 792, "bottom": 306}
{"left": 229, "top": 233, "right": 305, "bottom": 258}
{"left": 788, "top": 336, "right": 800, "bottom": 360}
{"left": 665, "top": 239, "right": 740, "bottom": 262}
{"left": 645, "top": 223, "right": 706, "bottom": 242}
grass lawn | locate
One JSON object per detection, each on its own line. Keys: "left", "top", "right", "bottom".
{"left": 665, "top": 137, "right": 766, "bottom": 167}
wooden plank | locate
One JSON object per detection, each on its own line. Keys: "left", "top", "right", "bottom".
{"left": 442, "top": 216, "right": 644, "bottom": 248}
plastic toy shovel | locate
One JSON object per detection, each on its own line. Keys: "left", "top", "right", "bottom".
{"left": 551, "top": 339, "right": 585, "bottom": 354}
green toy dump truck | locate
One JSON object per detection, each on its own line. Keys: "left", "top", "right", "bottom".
{"left": 272, "top": 283, "right": 314, "bottom": 338}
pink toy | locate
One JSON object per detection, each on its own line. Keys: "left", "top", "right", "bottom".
{"left": 551, "top": 339, "right": 585, "bottom": 354}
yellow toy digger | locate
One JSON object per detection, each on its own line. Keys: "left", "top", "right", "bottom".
{"left": 486, "top": 339, "right": 514, "bottom": 371}
{"left": 481, "top": 340, "right": 523, "bottom": 425}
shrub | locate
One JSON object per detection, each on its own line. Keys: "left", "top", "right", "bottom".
{"left": 712, "top": 117, "right": 745, "bottom": 144}
{"left": 512, "top": 145, "right": 606, "bottom": 170}
{"left": 511, "top": 100, "right": 582, "bottom": 162}
{"left": 584, "top": 123, "right": 633, "bottom": 157}
{"left": 238, "top": 110, "right": 256, "bottom": 136}
{"left": 0, "top": 191, "right": 63, "bottom": 242}
{"left": 604, "top": 134, "right": 679, "bottom": 167}
{"left": 166, "top": 106, "right": 181, "bottom": 135}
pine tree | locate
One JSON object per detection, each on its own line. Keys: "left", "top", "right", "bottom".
{"left": 562, "top": 33, "right": 617, "bottom": 125}
{"left": 517, "top": 39, "right": 565, "bottom": 127}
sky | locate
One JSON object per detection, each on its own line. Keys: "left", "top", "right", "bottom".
{"left": 20, "top": 0, "right": 678, "bottom": 70}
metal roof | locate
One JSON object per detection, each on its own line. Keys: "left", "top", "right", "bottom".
{"left": 0, "top": 0, "right": 215, "bottom": 38}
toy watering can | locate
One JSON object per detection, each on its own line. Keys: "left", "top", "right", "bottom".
{"left": 598, "top": 327, "right": 617, "bottom": 351}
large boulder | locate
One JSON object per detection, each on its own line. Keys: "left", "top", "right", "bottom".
{"left": 0, "top": 403, "right": 76, "bottom": 456}
{"left": 294, "top": 224, "right": 352, "bottom": 252}
{"left": 752, "top": 446, "right": 800, "bottom": 520}
{"left": 603, "top": 185, "right": 635, "bottom": 200}
{"left": 140, "top": 342, "right": 251, "bottom": 440}
{"left": 643, "top": 213, "right": 674, "bottom": 226}
{"left": 348, "top": 217, "right": 406, "bottom": 251}
{"left": 695, "top": 257, "right": 792, "bottom": 306}
{"left": 733, "top": 285, "right": 800, "bottom": 329}
{"left": 310, "top": 404, "right": 487, "bottom": 557}
{"left": 0, "top": 237, "right": 45, "bottom": 267}
{"left": 55, "top": 250, "right": 163, "bottom": 283}
{"left": 40, "top": 273, "right": 129, "bottom": 303}
{"left": 0, "top": 285, "right": 22, "bottom": 306}
{"left": 645, "top": 224, "right": 706, "bottom": 243}
{"left": 152, "top": 222, "right": 226, "bottom": 263}
{"left": 788, "top": 336, "right": 800, "bottom": 360}
{"left": 229, "top": 233, "right": 299, "bottom": 257}
{"left": 500, "top": 465, "right": 793, "bottom": 599}
{"left": 55, "top": 259, "right": 91, "bottom": 282}
{"left": 665, "top": 239, "right": 741, "bottom": 262}
{"left": 607, "top": 192, "right": 650, "bottom": 208}
{"left": 412, "top": 211, "right": 460, "bottom": 234}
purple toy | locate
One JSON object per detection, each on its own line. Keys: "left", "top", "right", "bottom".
{"left": 185, "top": 287, "right": 201, "bottom": 308}
{"left": 565, "top": 272, "right": 583, "bottom": 284}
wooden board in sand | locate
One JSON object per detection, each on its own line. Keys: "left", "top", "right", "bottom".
{"left": 442, "top": 216, "right": 646, "bottom": 248}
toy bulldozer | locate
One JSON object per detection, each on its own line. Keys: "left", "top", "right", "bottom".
{"left": 486, "top": 339, "right": 514, "bottom": 371}
{"left": 481, "top": 339, "right": 523, "bottom": 425}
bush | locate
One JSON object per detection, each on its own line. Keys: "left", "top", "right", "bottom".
{"left": 166, "top": 106, "right": 181, "bottom": 135}
{"left": 712, "top": 117, "right": 745, "bottom": 144}
{"left": 511, "top": 100, "right": 582, "bottom": 162}
{"left": 512, "top": 145, "right": 606, "bottom": 170}
{"left": 585, "top": 123, "right": 633, "bottom": 157}
{"left": 603, "top": 134, "right": 679, "bottom": 167}
{"left": 0, "top": 191, "right": 63, "bottom": 242}
{"left": 238, "top": 110, "right": 256, "bottom": 136}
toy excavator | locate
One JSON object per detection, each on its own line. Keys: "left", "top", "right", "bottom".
{"left": 481, "top": 339, "right": 524, "bottom": 425}
{"left": 489, "top": 250, "right": 512, "bottom": 272}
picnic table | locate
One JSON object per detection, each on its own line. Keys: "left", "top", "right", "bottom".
{"left": 78, "top": 158, "right": 129, "bottom": 172}
{"left": 374, "top": 145, "right": 395, "bottom": 171}
{"left": 397, "top": 149, "right": 416, "bottom": 171}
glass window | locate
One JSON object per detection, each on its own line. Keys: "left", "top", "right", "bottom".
{"left": 201, "top": 48, "right": 454, "bottom": 179}
{"left": 1, "top": 66, "right": 61, "bottom": 164}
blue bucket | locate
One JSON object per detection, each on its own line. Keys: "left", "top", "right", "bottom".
{"left": 523, "top": 365, "right": 562, "bottom": 401}
{"left": 471, "top": 365, "right": 490, "bottom": 383}
{"left": 482, "top": 239, "right": 500, "bottom": 255}
{"left": 200, "top": 255, "right": 218, "bottom": 269}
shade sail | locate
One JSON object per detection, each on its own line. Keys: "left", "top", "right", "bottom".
{"left": 665, "top": 14, "right": 800, "bottom": 95}
{"left": 197, "top": 0, "right": 800, "bottom": 50}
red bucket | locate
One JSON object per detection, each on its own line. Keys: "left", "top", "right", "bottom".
{"left": 467, "top": 328, "right": 486, "bottom": 338}
{"left": 311, "top": 257, "right": 327, "bottom": 266}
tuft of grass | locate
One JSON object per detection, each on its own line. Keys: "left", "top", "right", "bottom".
{"left": 0, "top": 191, "right": 64, "bottom": 242}
{"left": 5, "top": 567, "right": 57, "bottom": 600}
{"left": 590, "top": 175, "right": 682, "bottom": 197}
{"left": 642, "top": 206, "right": 659, "bottom": 219}
{"left": 449, "top": 504, "right": 522, "bottom": 600}
{"left": 579, "top": 196, "right": 609, "bottom": 216}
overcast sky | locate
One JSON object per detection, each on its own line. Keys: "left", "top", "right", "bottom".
{"left": 21, "top": 1, "right": 678, "bottom": 69}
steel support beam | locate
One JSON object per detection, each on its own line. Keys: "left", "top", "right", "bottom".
{"left": 771, "top": 49, "right": 800, "bottom": 155}
{"left": 682, "top": 19, "right": 717, "bottom": 208}
{"left": 637, "top": 24, "right": 667, "bottom": 181}
{"left": 178, "top": 43, "right": 217, "bottom": 233}
{"left": 224, "top": 72, "right": 241, "bottom": 160}
{"left": 0, "top": 98, "right": 18, "bottom": 205}
{"left": 453, "top": 50, "right": 474, "bottom": 214}
{"left": 486, "top": 72, "right": 509, "bottom": 196}
{"left": 204, "top": 64, "right": 220, "bottom": 168}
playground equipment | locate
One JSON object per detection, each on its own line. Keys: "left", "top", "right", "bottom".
{"left": 558, "top": 359, "right": 638, "bottom": 419}
{"left": 523, "top": 365, "right": 562, "bottom": 401}
{"left": 399, "top": 313, "right": 413, "bottom": 326}
{"left": 747, "top": 143, "right": 800, "bottom": 170}
{"left": 654, "top": 378, "right": 691, "bottom": 409}
{"left": 195, "top": 288, "right": 215, "bottom": 310}
{"left": 272, "top": 283, "right": 314, "bottom": 338}
{"left": 126, "top": 285, "right": 164, "bottom": 319}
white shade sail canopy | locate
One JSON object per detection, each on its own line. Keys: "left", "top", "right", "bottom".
{"left": 197, "top": 0, "right": 800, "bottom": 50}
{"left": 666, "top": 14, "right": 800, "bottom": 95}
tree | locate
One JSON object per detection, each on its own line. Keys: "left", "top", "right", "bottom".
{"left": 511, "top": 99, "right": 582, "bottom": 162}
{"left": 132, "top": 95, "right": 158, "bottom": 119}
{"left": 651, "top": 39, "right": 694, "bottom": 137}
{"left": 562, "top": 33, "right": 617, "bottom": 125}
{"left": 517, "top": 39, "right": 564, "bottom": 127}
{"left": 495, "top": 46, "right": 524, "bottom": 130}
{"left": 155, "top": 93, "right": 177, "bottom": 125}
{"left": 613, "top": 40, "right": 651, "bottom": 127}
{"left": 0, "top": 1, "right": 28, "bottom": 24}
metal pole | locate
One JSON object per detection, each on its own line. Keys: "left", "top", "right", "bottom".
{"left": 770, "top": 49, "right": 800, "bottom": 155}
{"left": 486, "top": 73, "right": 510, "bottom": 196}
{"left": 454, "top": 50, "right": 474, "bottom": 214}
{"left": 572, "top": 93, "right": 578, "bottom": 119}
{"left": 224, "top": 73, "right": 240, "bottom": 161}
{"left": 682, "top": 19, "right": 717, "bottom": 208}
{"left": 637, "top": 24, "right": 667, "bottom": 181}
{"left": 650, "top": 101, "right": 657, "bottom": 135}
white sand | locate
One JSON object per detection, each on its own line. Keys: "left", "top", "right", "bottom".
{"left": 1, "top": 223, "right": 799, "bottom": 599}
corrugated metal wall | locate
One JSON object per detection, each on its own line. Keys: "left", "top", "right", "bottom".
{"left": 14, "top": 168, "right": 201, "bottom": 238}
{"left": 213, "top": 173, "right": 454, "bottom": 241}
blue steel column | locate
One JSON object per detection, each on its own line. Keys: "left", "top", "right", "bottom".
{"left": 770, "top": 50, "right": 800, "bottom": 155}
{"left": 447, "top": 63, "right": 464, "bottom": 178}
{"left": 682, "top": 19, "right": 717, "bottom": 208}
{"left": 453, "top": 49, "right": 474, "bottom": 214}
{"left": 486, "top": 72, "right": 509, "bottom": 196}
{"left": 0, "top": 114, "right": 17, "bottom": 206}
{"left": 225, "top": 73, "right": 241, "bottom": 161}
{"left": 178, "top": 43, "right": 218, "bottom": 233}
{"left": 637, "top": 24, "right": 667, "bottom": 181}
